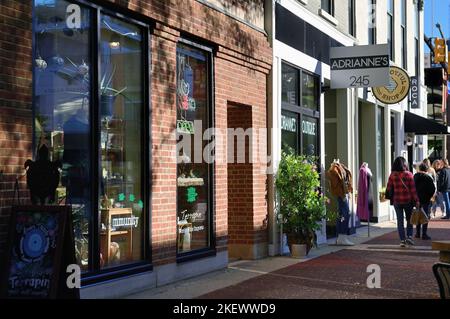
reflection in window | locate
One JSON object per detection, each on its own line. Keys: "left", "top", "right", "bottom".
{"left": 281, "top": 64, "right": 298, "bottom": 106}
{"left": 302, "top": 72, "right": 319, "bottom": 111}
{"left": 99, "top": 14, "right": 144, "bottom": 268}
{"left": 176, "top": 43, "right": 211, "bottom": 254}
{"left": 33, "top": 0, "right": 91, "bottom": 271}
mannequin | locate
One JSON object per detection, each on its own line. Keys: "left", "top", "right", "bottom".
{"left": 357, "top": 163, "right": 374, "bottom": 222}
{"left": 327, "top": 159, "right": 355, "bottom": 246}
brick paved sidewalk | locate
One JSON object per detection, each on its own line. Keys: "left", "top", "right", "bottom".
{"left": 199, "top": 220, "right": 450, "bottom": 299}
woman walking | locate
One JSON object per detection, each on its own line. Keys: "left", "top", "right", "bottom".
{"left": 414, "top": 163, "right": 436, "bottom": 240}
{"left": 386, "top": 157, "right": 420, "bottom": 247}
{"left": 437, "top": 160, "right": 450, "bottom": 220}
{"left": 431, "top": 160, "right": 445, "bottom": 217}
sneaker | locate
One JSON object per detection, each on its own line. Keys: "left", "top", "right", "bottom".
{"left": 405, "top": 237, "right": 415, "bottom": 246}
{"left": 400, "top": 241, "right": 406, "bottom": 248}
{"left": 422, "top": 234, "right": 432, "bottom": 240}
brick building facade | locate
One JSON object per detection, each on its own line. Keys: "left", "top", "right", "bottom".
{"left": 0, "top": 0, "right": 271, "bottom": 298}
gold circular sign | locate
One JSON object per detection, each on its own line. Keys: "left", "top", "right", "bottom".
{"left": 372, "top": 66, "right": 410, "bottom": 104}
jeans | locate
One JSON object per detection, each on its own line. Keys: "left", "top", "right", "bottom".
{"left": 431, "top": 192, "right": 445, "bottom": 216}
{"left": 416, "top": 203, "right": 431, "bottom": 236}
{"left": 394, "top": 203, "right": 414, "bottom": 241}
{"left": 442, "top": 192, "right": 450, "bottom": 218}
{"left": 337, "top": 196, "right": 350, "bottom": 235}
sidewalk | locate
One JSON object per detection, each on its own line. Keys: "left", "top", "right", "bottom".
{"left": 125, "top": 220, "right": 406, "bottom": 299}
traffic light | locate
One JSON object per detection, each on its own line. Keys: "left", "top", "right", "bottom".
{"left": 434, "top": 38, "right": 447, "bottom": 63}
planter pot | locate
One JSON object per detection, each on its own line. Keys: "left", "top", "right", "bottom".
{"left": 290, "top": 244, "right": 308, "bottom": 258}
{"left": 101, "top": 95, "right": 117, "bottom": 117}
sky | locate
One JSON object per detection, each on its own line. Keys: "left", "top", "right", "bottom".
{"left": 424, "top": 0, "right": 450, "bottom": 51}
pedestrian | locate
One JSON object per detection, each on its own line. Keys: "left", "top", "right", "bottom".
{"left": 386, "top": 157, "right": 420, "bottom": 247}
{"left": 437, "top": 159, "right": 450, "bottom": 220}
{"left": 414, "top": 163, "right": 436, "bottom": 240}
{"left": 423, "top": 158, "right": 437, "bottom": 183}
{"left": 431, "top": 160, "right": 445, "bottom": 217}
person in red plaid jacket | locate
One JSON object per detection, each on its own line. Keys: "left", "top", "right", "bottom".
{"left": 386, "top": 157, "right": 420, "bottom": 247}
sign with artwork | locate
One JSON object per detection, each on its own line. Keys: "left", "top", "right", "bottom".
{"left": 0, "top": 206, "right": 78, "bottom": 299}
{"left": 372, "top": 66, "right": 411, "bottom": 105}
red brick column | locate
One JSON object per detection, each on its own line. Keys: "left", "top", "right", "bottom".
{"left": 0, "top": 1, "right": 33, "bottom": 255}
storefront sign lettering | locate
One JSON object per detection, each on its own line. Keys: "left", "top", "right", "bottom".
{"left": 372, "top": 66, "right": 411, "bottom": 105}
{"left": 281, "top": 115, "right": 297, "bottom": 133}
{"left": 111, "top": 216, "right": 139, "bottom": 228}
{"left": 410, "top": 76, "right": 420, "bottom": 109}
{"left": 302, "top": 120, "right": 316, "bottom": 136}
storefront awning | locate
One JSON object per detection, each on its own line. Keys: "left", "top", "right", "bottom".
{"left": 405, "top": 111, "right": 450, "bottom": 135}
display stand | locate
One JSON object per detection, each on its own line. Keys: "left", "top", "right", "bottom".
{"left": 100, "top": 208, "right": 133, "bottom": 265}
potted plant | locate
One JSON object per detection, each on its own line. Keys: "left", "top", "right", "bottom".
{"left": 276, "top": 153, "right": 327, "bottom": 257}
{"left": 100, "top": 66, "right": 127, "bottom": 117}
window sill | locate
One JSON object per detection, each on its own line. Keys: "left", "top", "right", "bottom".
{"left": 318, "top": 9, "right": 339, "bottom": 26}
{"left": 177, "top": 249, "right": 216, "bottom": 264}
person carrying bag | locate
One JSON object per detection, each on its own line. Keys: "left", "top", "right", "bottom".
{"left": 386, "top": 157, "right": 420, "bottom": 248}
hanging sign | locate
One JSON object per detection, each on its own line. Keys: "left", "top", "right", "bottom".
{"left": 372, "top": 66, "right": 411, "bottom": 105}
{"left": 330, "top": 44, "right": 390, "bottom": 89}
{"left": 0, "top": 205, "right": 78, "bottom": 299}
{"left": 410, "top": 76, "right": 420, "bottom": 109}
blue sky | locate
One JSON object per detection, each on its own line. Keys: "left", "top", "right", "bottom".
{"left": 424, "top": 0, "right": 450, "bottom": 44}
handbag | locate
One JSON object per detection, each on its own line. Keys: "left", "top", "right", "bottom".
{"left": 410, "top": 207, "right": 429, "bottom": 225}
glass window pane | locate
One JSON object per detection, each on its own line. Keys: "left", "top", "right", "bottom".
{"left": 281, "top": 63, "right": 299, "bottom": 106}
{"left": 301, "top": 116, "right": 318, "bottom": 156}
{"left": 99, "top": 14, "right": 144, "bottom": 268}
{"left": 33, "top": 0, "right": 91, "bottom": 272}
{"left": 302, "top": 72, "right": 319, "bottom": 110}
{"left": 281, "top": 111, "right": 298, "bottom": 155}
{"left": 176, "top": 43, "right": 211, "bottom": 254}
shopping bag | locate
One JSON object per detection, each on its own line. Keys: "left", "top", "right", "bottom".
{"left": 410, "top": 208, "right": 429, "bottom": 225}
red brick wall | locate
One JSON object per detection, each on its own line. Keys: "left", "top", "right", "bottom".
{"left": 0, "top": 0, "right": 33, "bottom": 255}
{"left": 0, "top": 0, "right": 271, "bottom": 265}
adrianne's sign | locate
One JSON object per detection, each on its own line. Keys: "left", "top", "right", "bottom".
{"left": 372, "top": 66, "right": 411, "bottom": 105}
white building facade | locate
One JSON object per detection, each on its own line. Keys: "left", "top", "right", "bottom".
{"left": 266, "top": 0, "right": 427, "bottom": 255}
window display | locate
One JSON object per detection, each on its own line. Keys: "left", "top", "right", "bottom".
{"left": 176, "top": 43, "right": 212, "bottom": 254}
{"left": 99, "top": 14, "right": 144, "bottom": 268}
{"left": 33, "top": 0, "right": 148, "bottom": 275}
{"left": 281, "top": 63, "right": 320, "bottom": 157}
{"left": 33, "top": 0, "right": 92, "bottom": 271}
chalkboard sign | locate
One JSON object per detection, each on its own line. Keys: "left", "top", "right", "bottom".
{"left": 0, "top": 205, "right": 79, "bottom": 299}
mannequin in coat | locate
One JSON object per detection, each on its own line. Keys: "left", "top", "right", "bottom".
{"left": 357, "top": 163, "right": 374, "bottom": 222}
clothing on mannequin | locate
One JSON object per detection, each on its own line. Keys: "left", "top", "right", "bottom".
{"left": 357, "top": 163, "right": 374, "bottom": 221}
{"left": 327, "top": 160, "right": 355, "bottom": 246}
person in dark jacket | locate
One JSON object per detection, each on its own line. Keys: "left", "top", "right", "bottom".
{"left": 414, "top": 163, "right": 436, "bottom": 240}
{"left": 386, "top": 157, "right": 420, "bottom": 247}
{"left": 437, "top": 161, "right": 450, "bottom": 219}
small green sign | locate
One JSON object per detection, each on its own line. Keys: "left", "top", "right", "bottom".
{"left": 186, "top": 187, "right": 198, "bottom": 203}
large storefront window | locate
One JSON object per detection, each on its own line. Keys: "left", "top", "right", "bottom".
{"left": 281, "top": 62, "right": 320, "bottom": 157}
{"left": 176, "top": 42, "right": 213, "bottom": 255}
{"left": 33, "top": 0, "right": 149, "bottom": 277}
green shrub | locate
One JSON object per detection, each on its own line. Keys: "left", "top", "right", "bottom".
{"left": 275, "top": 153, "right": 327, "bottom": 253}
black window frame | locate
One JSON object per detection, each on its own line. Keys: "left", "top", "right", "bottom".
{"left": 31, "top": 0, "right": 153, "bottom": 286}
{"left": 349, "top": 0, "right": 356, "bottom": 37}
{"left": 321, "top": 0, "right": 335, "bottom": 16}
{"left": 368, "top": 0, "right": 376, "bottom": 45}
{"left": 401, "top": 0, "right": 407, "bottom": 70}
{"left": 387, "top": 0, "right": 394, "bottom": 61}
{"left": 281, "top": 61, "right": 321, "bottom": 158}
{"left": 175, "top": 37, "right": 216, "bottom": 263}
